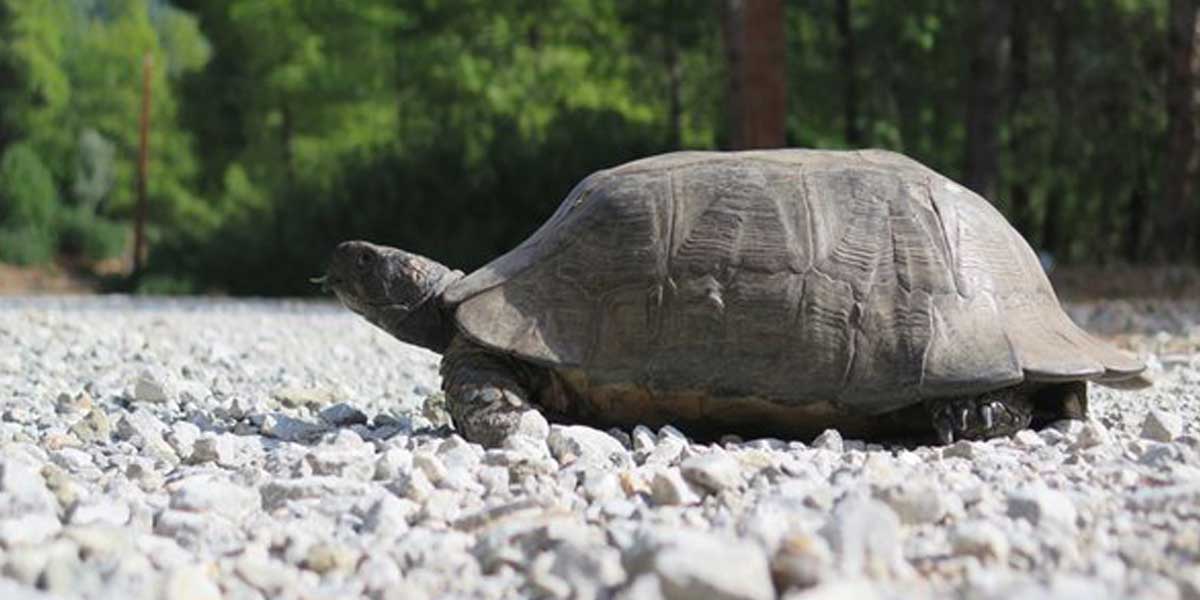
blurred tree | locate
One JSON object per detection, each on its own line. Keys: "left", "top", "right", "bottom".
{"left": 1007, "top": 0, "right": 1033, "bottom": 237}
{"left": 1041, "top": 0, "right": 1073, "bottom": 260}
{"left": 1162, "top": 0, "right": 1200, "bottom": 259}
{"left": 720, "top": 0, "right": 786, "bottom": 149}
{"left": 835, "top": 0, "right": 861, "bottom": 146}
{"left": 0, "top": 0, "right": 71, "bottom": 172}
{"left": 963, "top": 0, "right": 1010, "bottom": 202}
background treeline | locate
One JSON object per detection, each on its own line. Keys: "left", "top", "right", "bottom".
{"left": 0, "top": 0, "right": 1196, "bottom": 295}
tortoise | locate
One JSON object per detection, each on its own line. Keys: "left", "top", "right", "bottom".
{"left": 320, "top": 149, "right": 1147, "bottom": 447}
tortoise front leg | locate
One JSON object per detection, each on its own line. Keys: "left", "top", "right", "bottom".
{"left": 925, "top": 381, "right": 1090, "bottom": 444}
{"left": 925, "top": 386, "right": 1034, "bottom": 444}
{"left": 440, "top": 336, "right": 549, "bottom": 448}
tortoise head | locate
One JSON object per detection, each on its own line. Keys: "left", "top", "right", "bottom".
{"left": 322, "top": 240, "right": 460, "bottom": 353}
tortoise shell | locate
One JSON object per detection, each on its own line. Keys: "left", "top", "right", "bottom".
{"left": 443, "top": 149, "right": 1143, "bottom": 416}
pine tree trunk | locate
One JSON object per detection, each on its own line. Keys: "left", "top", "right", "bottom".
{"left": 964, "top": 0, "right": 1011, "bottom": 203}
{"left": 720, "top": 0, "right": 787, "bottom": 149}
{"left": 1161, "top": 0, "right": 1200, "bottom": 260}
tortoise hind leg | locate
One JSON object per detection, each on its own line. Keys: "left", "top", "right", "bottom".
{"left": 441, "top": 336, "right": 548, "bottom": 448}
{"left": 925, "top": 387, "right": 1034, "bottom": 444}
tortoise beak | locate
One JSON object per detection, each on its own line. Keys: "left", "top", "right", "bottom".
{"left": 310, "top": 275, "right": 332, "bottom": 293}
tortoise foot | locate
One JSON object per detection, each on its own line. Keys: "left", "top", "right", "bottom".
{"left": 447, "top": 385, "right": 549, "bottom": 448}
{"left": 927, "top": 387, "right": 1034, "bottom": 444}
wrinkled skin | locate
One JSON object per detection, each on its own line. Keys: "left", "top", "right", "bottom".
{"left": 323, "top": 241, "right": 461, "bottom": 354}
{"left": 324, "top": 241, "right": 544, "bottom": 445}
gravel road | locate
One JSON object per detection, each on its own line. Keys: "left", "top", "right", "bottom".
{"left": 0, "top": 295, "right": 1197, "bottom": 600}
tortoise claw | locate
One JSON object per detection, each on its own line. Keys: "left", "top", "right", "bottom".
{"left": 980, "top": 403, "right": 995, "bottom": 430}
{"left": 928, "top": 390, "right": 1035, "bottom": 445}
{"left": 933, "top": 414, "right": 955, "bottom": 445}
{"left": 957, "top": 406, "right": 971, "bottom": 431}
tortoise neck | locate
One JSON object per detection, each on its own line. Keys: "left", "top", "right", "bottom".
{"left": 374, "top": 268, "right": 462, "bottom": 355}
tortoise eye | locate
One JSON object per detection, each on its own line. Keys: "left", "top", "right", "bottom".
{"left": 356, "top": 250, "right": 374, "bottom": 269}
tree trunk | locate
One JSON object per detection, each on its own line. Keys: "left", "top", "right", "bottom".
{"left": 665, "top": 0, "right": 683, "bottom": 149}
{"left": 1126, "top": 162, "right": 1149, "bottom": 262}
{"left": 720, "top": 0, "right": 786, "bottom": 149}
{"left": 280, "top": 102, "right": 296, "bottom": 188}
{"left": 1007, "top": 0, "right": 1034, "bottom": 241}
{"left": 1161, "top": 0, "right": 1200, "bottom": 260}
{"left": 963, "top": 0, "right": 1011, "bottom": 203}
{"left": 1042, "top": 1, "right": 1072, "bottom": 260}
{"left": 836, "top": 0, "right": 861, "bottom": 146}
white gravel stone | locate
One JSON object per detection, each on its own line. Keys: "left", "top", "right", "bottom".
{"left": 413, "top": 451, "right": 449, "bottom": 485}
{"left": 0, "top": 456, "right": 58, "bottom": 515}
{"left": 374, "top": 447, "right": 414, "bottom": 481}
{"left": 115, "top": 409, "right": 177, "bottom": 463}
{"left": 626, "top": 528, "right": 774, "bottom": 600}
{"left": 2, "top": 296, "right": 1196, "bottom": 600}
{"left": 164, "top": 564, "right": 222, "bottom": 600}
{"left": 771, "top": 531, "right": 835, "bottom": 590}
{"left": 631, "top": 425, "right": 657, "bottom": 453}
{"left": 319, "top": 402, "right": 368, "bottom": 426}
{"left": 260, "top": 413, "right": 327, "bottom": 442}
{"left": 548, "top": 425, "right": 629, "bottom": 467}
{"left": 363, "top": 495, "right": 415, "bottom": 537}
{"left": 165, "top": 421, "right": 202, "bottom": 459}
{"left": 821, "top": 496, "right": 909, "bottom": 579}
{"left": 1142, "top": 409, "right": 1184, "bottom": 442}
{"left": 306, "top": 432, "right": 375, "bottom": 480}
{"left": 0, "top": 513, "right": 62, "bottom": 546}
{"left": 69, "top": 497, "right": 131, "bottom": 527}
{"left": 650, "top": 468, "right": 702, "bottom": 506}
{"left": 950, "top": 521, "right": 1010, "bottom": 563}
{"left": 878, "top": 482, "right": 949, "bottom": 525}
{"left": 169, "top": 475, "right": 259, "bottom": 522}
{"left": 680, "top": 451, "right": 743, "bottom": 493}
{"left": 260, "top": 476, "right": 369, "bottom": 511}
{"left": 1007, "top": 485, "right": 1078, "bottom": 531}
{"left": 810, "top": 429, "right": 843, "bottom": 452}
{"left": 644, "top": 436, "right": 686, "bottom": 466}
{"left": 189, "top": 432, "right": 253, "bottom": 468}
{"left": 942, "top": 440, "right": 980, "bottom": 459}
{"left": 783, "top": 579, "right": 882, "bottom": 600}
{"left": 132, "top": 368, "right": 174, "bottom": 403}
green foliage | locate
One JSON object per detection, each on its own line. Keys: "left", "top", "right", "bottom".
{"left": 135, "top": 273, "right": 196, "bottom": 295}
{"left": 0, "top": 142, "right": 58, "bottom": 229}
{"left": 0, "top": 226, "right": 54, "bottom": 265}
{"left": 56, "top": 208, "right": 127, "bottom": 261}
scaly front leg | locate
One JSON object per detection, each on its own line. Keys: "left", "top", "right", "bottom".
{"left": 440, "top": 336, "right": 549, "bottom": 448}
